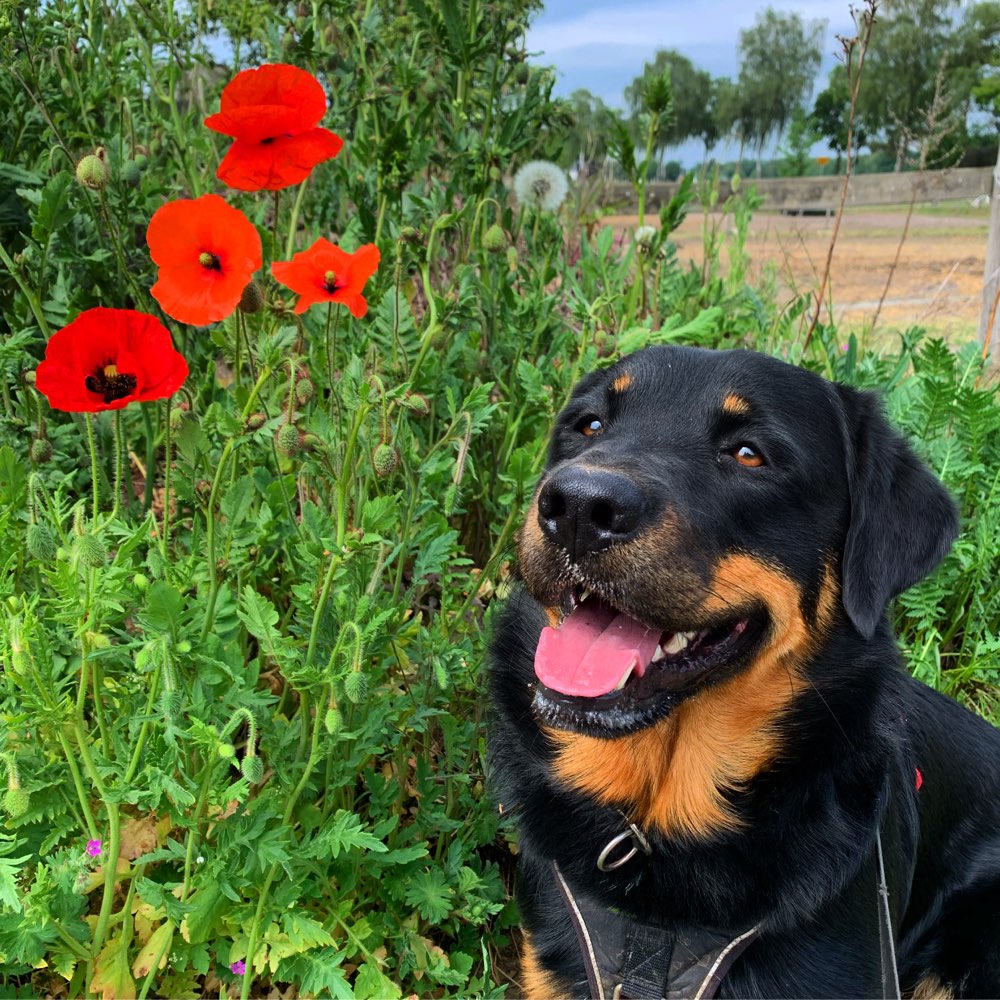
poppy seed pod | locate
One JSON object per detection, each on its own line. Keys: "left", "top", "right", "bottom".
{"left": 75, "top": 151, "right": 109, "bottom": 191}
{"left": 371, "top": 443, "right": 400, "bottom": 478}
{"left": 29, "top": 439, "right": 53, "bottom": 464}
{"left": 275, "top": 423, "right": 300, "bottom": 457}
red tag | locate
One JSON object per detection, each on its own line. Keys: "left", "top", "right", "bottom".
{"left": 915, "top": 768, "right": 923, "bottom": 791}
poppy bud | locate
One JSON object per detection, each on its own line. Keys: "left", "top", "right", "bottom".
{"left": 371, "top": 443, "right": 399, "bottom": 478}
{"left": 324, "top": 707, "right": 343, "bottom": 736}
{"left": 514, "top": 63, "right": 530, "bottom": 85}
{"left": 295, "top": 379, "right": 314, "bottom": 405}
{"left": 344, "top": 670, "right": 368, "bottom": 705}
{"left": 195, "top": 480, "right": 212, "bottom": 503}
{"left": 238, "top": 280, "right": 265, "bottom": 314}
{"left": 27, "top": 523, "right": 57, "bottom": 562}
{"left": 218, "top": 743, "right": 236, "bottom": 759}
{"left": 170, "top": 407, "right": 186, "bottom": 432}
{"left": 301, "top": 433, "right": 322, "bottom": 452}
{"left": 245, "top": 412, "right": 266, "bottom": 432}
{"left": 122, "top": 160, "right": 141, "bottom": 188}
{"left": 482, "top": 224, "right": 508, "bottom": 253}
{"left": 275, "top": 423, "right": 300, "bottom": 457}
{"left": 75, "top": 151, "right": 109, "bottom": 191}
{"left": 241, "top": 755, "right": 264, "bottom": 783}
{"left": 399, "top": 226, "right": 422, "bottom": 245}
{"left": 507, "top": 246, "right": 519, "bottom": 271}
{"left": 29, "top": 439, "right": 52, "bottom": 464}
{"left": 134, "top": 153, "right": 148, "bottom": 171}
{"left": 3, "top": 788, "right": 29, "bottom": 819}
{"left": 133, "top": 573, "right": 149, "bottom": 592}
{"left": 489, "top": 165, "right": 502, "bottom": 182}
{"left": 403, "top": 393, "right": 430, "bottom": 417}
{"left": 76, "top": 533, "right": 107, "bottom": 568}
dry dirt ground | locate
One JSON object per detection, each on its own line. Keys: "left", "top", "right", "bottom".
{"left": 603, "top": 203, "right": 990, "bottom": 344}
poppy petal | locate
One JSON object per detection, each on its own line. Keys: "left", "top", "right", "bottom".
{"left": 216, "top": 64, "right": 327, "bottom": 127}
{"left": 215, "top": 129, "right": 343, "bottom": 192}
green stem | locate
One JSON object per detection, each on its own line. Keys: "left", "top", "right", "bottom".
{"left": 284, "top": 177, "right": 310, "bottom": 259}
{"left": 0, "top": 239, "right": 52, "bottom": 337}
{"left": 123, "top": 655, "right": 162, "bottom": 785}
{"left": 104, "top": 410, "right": 124, "bottom": 525}
{"left": 89, "top": 802, "right": 120, "bottom": 961}
{"left": 86, "top": 414, "right": 100, "bottom": 525}
{"left": 200, "top": 367, "right": 271, "bottom": 641}
{"left": 141, "top": 404, "right": 156, "bottom": 512}
{"left": 163, "top": 398, "right": 173, "bottom": 564}
{"left": 55, "top": 728, "right": 99, "bottom": 840}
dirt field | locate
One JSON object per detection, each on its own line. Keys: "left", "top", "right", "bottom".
{"left": 604, "top": 202, "right": 990, "bottom": 343}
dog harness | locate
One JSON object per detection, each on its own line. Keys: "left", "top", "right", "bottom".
{"left": 550, "top": 824, "right": 901, "bottom": 1000}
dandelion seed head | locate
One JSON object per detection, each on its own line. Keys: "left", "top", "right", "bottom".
{"left": 633, "top": 225, "right": 658, "bottom": 250}
{"left": 513, "top": 160, "right": 569, "bottom": 213}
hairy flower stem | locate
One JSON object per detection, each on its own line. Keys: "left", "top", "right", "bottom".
{"left": 240, "top": 684, "right": 329, "bottom": 1000}
{"left": 85, "top": 414, "right": 100, "bottom": 524}
{"left": 163, "top": 397, "right": 174, "bottom": 563}
{"left": 103, "top": 410, "right": 124, "bottom": 524}
{"left": 200, "top": 366, "right": 271, "bottom": 642}
{"left": 87, "top": 800, "right": 120, "bottom": 967}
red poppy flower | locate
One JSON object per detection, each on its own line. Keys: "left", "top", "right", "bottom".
{"left": 35, "top": 308, "right": 188, "bottom": 413}
{"left": 272, "top": 239, "right": 380, "bottom": 317}
{"left": 204, "top": 64, "right": 344, "bottom": 191}
{"left": 147, "top": 194, "right": 262, "bottom": 326}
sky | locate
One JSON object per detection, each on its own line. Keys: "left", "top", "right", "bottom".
{"left": 524, "top": 0, "right": 860, "bottom": 165}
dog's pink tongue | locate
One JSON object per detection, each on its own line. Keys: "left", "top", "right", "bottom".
{"left": 534, "top": 602, "right": 661, "bottom": 697}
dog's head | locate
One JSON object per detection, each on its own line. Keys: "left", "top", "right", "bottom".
{"left": 518, "top": 345, "right": 958, "bottom": 738}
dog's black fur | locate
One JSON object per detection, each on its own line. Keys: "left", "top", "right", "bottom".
{"left": 488, "top": 346, "right": 1000, "bottom": 998}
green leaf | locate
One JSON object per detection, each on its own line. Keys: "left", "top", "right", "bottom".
{"left": 354, "top": 961, "right": 402, "bottom": 1000}
{"left": 91, "top": 932, "right": 136, "bottom": 1000}
{"left": 141, "top": 582, "right": 184, "bottom": 635}
{"left": 403, "top": 868, "right": 453, "bottom": 922}
{"left": 220, "top": 475, "right": 255, "bottom": 526}
{"left": 0, "top": 835, "right": 30, "bottom": 912}
{"left": 303, "top": 810, "right": 388, "bottom": 860}
{"left": 237, "top": 586, "right": 281, "bottom": 643}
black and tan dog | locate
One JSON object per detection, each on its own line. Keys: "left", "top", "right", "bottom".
{"left": 488, "top": 346, "right": 1000, "bottom": 999}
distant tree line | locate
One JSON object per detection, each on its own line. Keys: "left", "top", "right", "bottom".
{"left": 554, "top": 0, "right": 1000, "bottom": 178}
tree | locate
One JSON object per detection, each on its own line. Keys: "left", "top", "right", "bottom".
{"left": 556, "top": 89, "right": 618, "bottom": 173}
{"left": 855, "top": 0, "right": 965, "bottom": 170}
{"left": 735, "top": 8, "right": 826, "bottom": 173}
{"left": 624, "top": 50, "right": 712, "bottom": 162}
{"left": 778, "top": 107, "right": 820, "bottom": 177}
{"left": 812, "top": 66, "right": 869, "bottom": 173}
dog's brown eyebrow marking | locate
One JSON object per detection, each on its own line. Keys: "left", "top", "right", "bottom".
{"left": 722, "top": 393, "right": 750, "bottom": 415}
{"left": 612, "top": 372, "right": 633, "bottom": 392}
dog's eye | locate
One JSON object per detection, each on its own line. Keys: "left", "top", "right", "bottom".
{"left": 577, "top": 416, "right": 603, "bottom": 437}
{"left": 732, "top": 444, "right": 764, "bottom": 468}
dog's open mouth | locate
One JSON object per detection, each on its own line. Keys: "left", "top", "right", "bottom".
{"left": 532, "top": 589, "right": 766, "bottom": 734}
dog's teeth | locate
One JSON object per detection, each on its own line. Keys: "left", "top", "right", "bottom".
{"left": 679, "top": 630, "right": 697, "bottom": 641}
{"left": 614, "top": 664, "right": 635, "bottom": 690}
{"left": 580, "top": 588, "right": 593, "bottom": 603}
{"left": 661, "top": 632, "right": 690, "bottom": 656}
{"left": 651, "top": 645, "right": 666, "bottom": 662}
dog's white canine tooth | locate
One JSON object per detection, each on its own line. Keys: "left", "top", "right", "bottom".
{"left": 614, "top": 665, "right": 634, "bottom": 690}
{"left": 661, "top": 632, "right": 689, "bottom": 656}
{"left": 580, "top": 588, "right": 593, "bottom": 603}
{"left": 679, "top": 630, "right": 697, "bottom": 641}
{"left": 651, "top": 645, "right": 666, "bottom": 662}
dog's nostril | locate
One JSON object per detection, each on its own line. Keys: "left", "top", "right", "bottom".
{"left": 590, "top": 501, "right": 615, "bottom": 531}
{"left": 539, "top": 490, "right": 566, "bottom": 519}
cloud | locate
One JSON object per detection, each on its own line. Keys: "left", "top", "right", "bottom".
{"left": 527, "top": 1, "right": 853, "bottom": 61}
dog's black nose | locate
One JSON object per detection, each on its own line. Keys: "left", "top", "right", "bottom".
{"left": 537, "top": 468, "right": 645, "bottom": 561}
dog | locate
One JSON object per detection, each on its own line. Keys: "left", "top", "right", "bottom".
{"left": 487, "top": 345, "right": 1000, "bottom": 999}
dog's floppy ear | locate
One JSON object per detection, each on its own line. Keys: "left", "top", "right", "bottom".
{"left": 835, "top": 384, "right": 959, "bottom": 639}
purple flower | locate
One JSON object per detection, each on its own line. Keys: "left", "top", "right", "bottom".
{"left": 86, "top": 839, "right": 102, "bottom": 857}
{"left": 231, "top": 960, "right": 246, "bottom": 976}
{"left": 840, "top": 343, "right": 849, "bottom": 352}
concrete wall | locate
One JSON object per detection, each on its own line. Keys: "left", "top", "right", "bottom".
{"left": 605, "top": 166, "right": 994, "bottom": 214}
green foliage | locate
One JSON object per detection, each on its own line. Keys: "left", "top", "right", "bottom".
{"left": 0, "top": 2, "right": 997, "bottom": 999}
